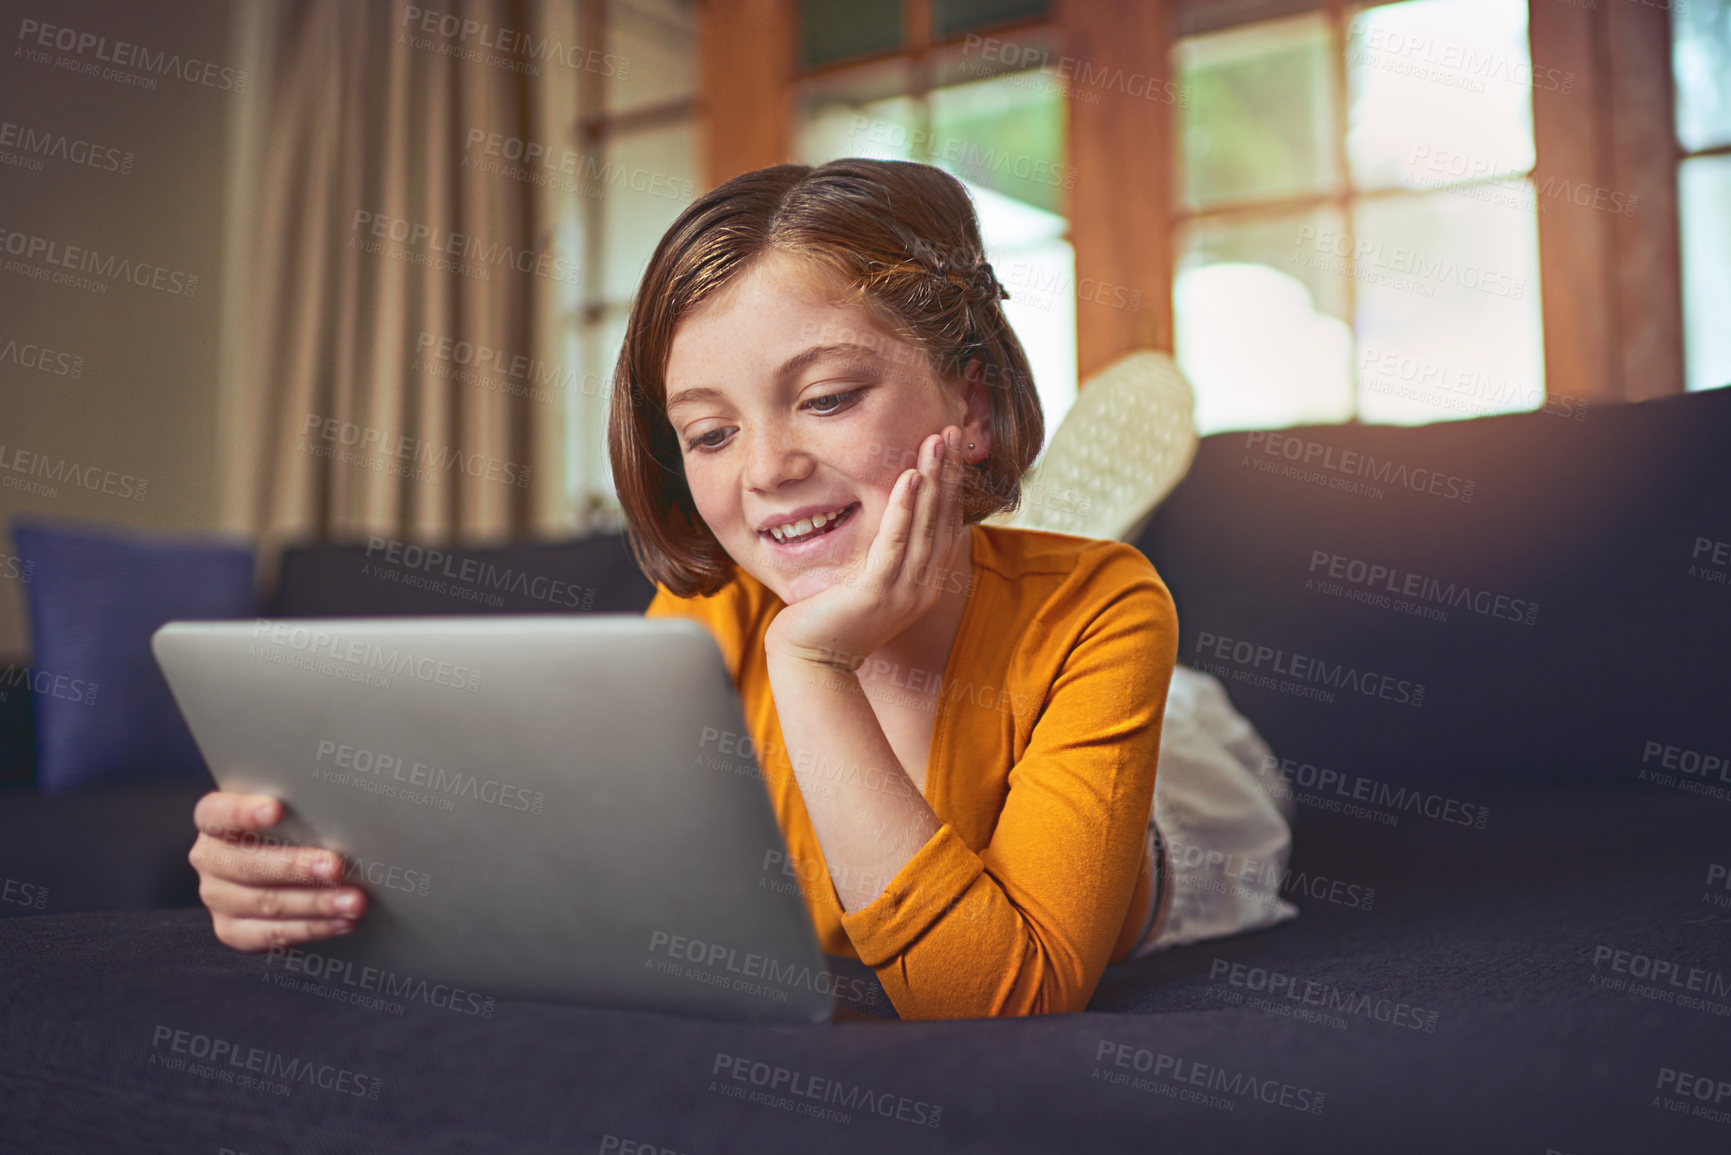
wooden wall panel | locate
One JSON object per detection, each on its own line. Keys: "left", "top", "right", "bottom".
{"left": 698, "top": 0, "right": 796, "bottom": 189}
{"left": 1529, "top": 0, "right": 1684, "bottom": 404}
{"left": 1529, "top": 0, "right": 1619, "bottom": 404}
{"left": 1603, "top": 0, "right": 1684, "bottom": 401}
{"left": 1060, "top": 0, "right": 1176, "bottom": 383}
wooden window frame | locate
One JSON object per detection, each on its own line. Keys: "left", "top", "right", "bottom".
{"left": 565, "top": 1, "right": 702, "bottom": 527}
{"left": 696, "top": 0, "right": 1158, "bottom": 384}
{"left": 1530, "top": 0, "right": 1683, "bottom": 403}
{"left": 1166, "top": 0, "right": 1556, "bottom": 426}
{"left": 694, "top": 0, "right": 1687, "bottom": 404}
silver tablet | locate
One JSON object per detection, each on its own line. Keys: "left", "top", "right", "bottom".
{"left": 152, "top": 614, "right": 838, "bottom": 1024}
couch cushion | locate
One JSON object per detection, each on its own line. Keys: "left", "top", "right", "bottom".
{"left": 1136, "top": 386, "right": 1731, "bottom": 789}
{"left": 0, "top": 663, "right": 34, "bottom": 784}
{"left": 0, "top": 781, "right": 208, "bottom": 918}
{"left": 0, "top": 782, "right": 1723, "bottom": 1151}
{"left": 268, "top": 531, "right": 657, "bottom": 618}
{"left": 11, "top": 518, "right": 255, "bottom": 794}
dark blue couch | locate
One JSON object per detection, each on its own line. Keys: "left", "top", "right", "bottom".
{"left": 2, "top": 387, "right": 1729, "bottom": 1153}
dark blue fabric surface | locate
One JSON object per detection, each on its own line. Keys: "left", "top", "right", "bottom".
{"left": 0, "top": 664, "right": 34, "bottom": 784}
{"left": 0, "top": 781, "right": 207, "bottom": 918}
{"left": 1135, "top": 386, "right": 1731, "bottom": 791}
{"left": 2, "top": 782, "right": 1727, "bottom": 1153}
{"left": 11, "top": 518, "right": 255, "bottom": 794}
{"left": 266, "top": 533, "right": 657, "bottom": 618}
{"left": 3, "top": 389, "right": 1726, "bottom": 1150}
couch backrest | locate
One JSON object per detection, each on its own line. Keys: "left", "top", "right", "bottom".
{"left": 268, "top": 387, "right": 1731, "bottom": 795}
{"left": 268, "top": 532, "right": 657, "bottom": 618}
{"left": 1134, "top": 386, "right": 1731, "bottom": 789}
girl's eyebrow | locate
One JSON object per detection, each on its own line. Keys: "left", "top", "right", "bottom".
{"left": 665, "top": 343, "right": 884, "bottom": 416}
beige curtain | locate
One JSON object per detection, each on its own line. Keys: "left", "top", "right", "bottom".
{"left": 218, "top": 0, "right": 582, "bottom": 552}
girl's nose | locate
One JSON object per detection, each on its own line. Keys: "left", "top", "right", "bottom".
{"left": 742, "top": 427, "right": 814, "bottom": 492}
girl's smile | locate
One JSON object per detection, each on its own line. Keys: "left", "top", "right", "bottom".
{"left": 758, "top": 500, "right": 860, "bottom": 551}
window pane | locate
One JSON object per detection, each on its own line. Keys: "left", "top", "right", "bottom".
{"left": 928, "top": 70, "right": 1067, "bottom": 215}
{"left": 599, "top": 122, "right": 699, "bottom": 303}
{"left": 1351, "top": 188, "right": 1544, "bottom": 423}
{"left": 1174, "top": 210, "right": 1355, "bottom": 433}
{"left": 1674, "top": 0, "right": 1731, "bottom": 152}
{"left": 1175, "top": 14, "right": 1339, "bottom": 210}
{"left": 1680, "top": 156, "right": 1731, "bottom": 392}
{"left": 796, "top": 60, "right": 922, "bottom": 162}
{"left": 606, "top": 0, "right": 697, "bottom": 115}
{"left": 935, "top": 24, "right": 1061, "bottom": 89}
{"left": 984, "top": 210, "right": 1077, "bottom": 442}
{"left": 1177, "top": 0, "right": 1325, "bottom": 39}
{"left": 1346, "top": 0, "right": 1535, "bottom": 192}
{"left": 798, "top": 77, "right": 1076, "bottom": 435}
{"left": 800, "top": 0, "right": 904, "bottom": 70}
{"left": 932, "top": 0, "right": 1050, "bottom": 41}
{"left": 575, "top": 306, "right": 631, "bottom": 517}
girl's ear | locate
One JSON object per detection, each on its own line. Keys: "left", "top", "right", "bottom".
{"left": 958, "top": 362, "right": 993, "bottom": 461}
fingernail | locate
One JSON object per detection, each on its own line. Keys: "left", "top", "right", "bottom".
{"left": 333, "top": 919, "right": 356, "bottom": 935}
{"left": 315, "top": 856, "right": 341, "bottom": 882}
{"left": 253, "top": 803, "right": 275, "bottom": 824}
{"left": 335, "top": 892, "right": 362, "bottom": 915}
{"left": 934, "top": 439, "right": 945, "bottom": 463}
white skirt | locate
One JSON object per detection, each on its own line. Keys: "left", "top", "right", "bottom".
{"left": 1128, "top": 664, "right": 1299, "bottom": 957}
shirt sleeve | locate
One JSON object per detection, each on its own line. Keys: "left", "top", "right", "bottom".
{"left": 836, "top": 554, "right": 1180, "bottom": 1019}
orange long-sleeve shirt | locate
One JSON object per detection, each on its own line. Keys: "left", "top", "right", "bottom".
{"left": 644, "top": 522, "right": 1180, "bottom": 1020}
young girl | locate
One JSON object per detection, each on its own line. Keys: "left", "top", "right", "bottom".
{"left": 187, "top": 158, "right": 1295, "bottom": 1021}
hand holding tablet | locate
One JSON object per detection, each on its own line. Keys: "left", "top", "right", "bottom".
{"left": 188, "top": 790, "right": 368, "bottom": 951}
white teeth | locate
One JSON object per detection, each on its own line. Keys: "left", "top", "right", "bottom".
{"left": 767, "top": 504, "right": 850, "bottom": 544}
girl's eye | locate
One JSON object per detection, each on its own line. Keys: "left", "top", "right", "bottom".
{"left": 683, "top": 389, "right": 865, "bottom": 454}
{"left": 805, "top": 389, "right": 863, "bottom": 416}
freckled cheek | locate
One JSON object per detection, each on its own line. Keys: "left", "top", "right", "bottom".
{"left": 680, "top": 471, "right": 743, "bottom": 540}
{"left": 854, "top": 439, "right": 923, "bottom": 492}
{"left": 848, "top": 464, "right": 904, "bottom": 510}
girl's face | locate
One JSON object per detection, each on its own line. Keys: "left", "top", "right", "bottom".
{"left": 664, "top": 250, "right": 993, "bottom": 606}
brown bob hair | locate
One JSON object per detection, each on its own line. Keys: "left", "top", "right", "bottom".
{"left": 608, "top": 157, "right": 1045, "bottom": 599}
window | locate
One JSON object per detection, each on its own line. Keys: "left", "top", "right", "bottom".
{"left": 793, "top": 1, "right": 1080, "bottom": 447}
{"left": 1674, "top": 0, "right": 1731, "bottom": 393}
{"left": 798, "top": 0, "right": 1054, "bottom": 69}
{"left": 1171, "top": 0, "right": 1545, "bottom": 434}
{"left": 563, "top": 0, "right": 700, "bottom": 530}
